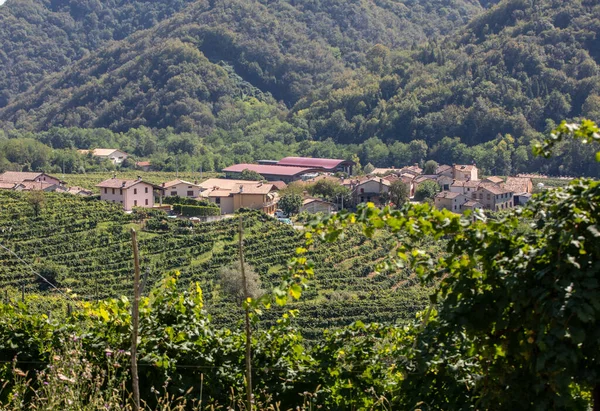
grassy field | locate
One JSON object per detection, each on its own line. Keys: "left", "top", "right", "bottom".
{"left": 0, "top": 191, "right": 432, "bottom": 338}
{"left": 60, "top": 171, "right": 221, "bottom": 191}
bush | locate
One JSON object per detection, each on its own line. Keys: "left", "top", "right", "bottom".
{"left": 177, "top": 204, "right": 220, "bottom": 217}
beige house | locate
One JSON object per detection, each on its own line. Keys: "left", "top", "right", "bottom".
{"left": 163, "top": 179, "right": 202, "bottom": 198}
{"left": 450, "top": 180, "right": 481, "bottom": 195}
{"left": 352, "top": 177, "right": 391, "bottom": 205}
{"left": 97, "top": 177, "right": 162, "bottom": 210}
{"left": 436, "top": 164, "right": 453, "bottom": 177}
{"left": 452, "top": 164, "right": 478, "bottom": 181}
{"left": 503, "top": 177, "right": 533, "bottom": 194}
{"left": 434, "top": 191, "right": 468, "bottom": 213}
{"left": 301, "top": 197, "right": 336, "bottom": 214}
{"left": 199, "top": 179, "right": 280, "bottom": 215}
{"left": 471, "top": 184, "right": 514, "bottom": 211}
{"left": 79, "top": 149, "right": 128, "bottom": 165}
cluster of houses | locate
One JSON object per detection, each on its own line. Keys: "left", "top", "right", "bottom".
{"left": 0, "top": 171, "right": 93, "bottom": 196}
{"left": 0, "top": 154, "right": 535, "bottom": 217}
{"left": 367, "top": 163, "right": 533, "bottom": 213}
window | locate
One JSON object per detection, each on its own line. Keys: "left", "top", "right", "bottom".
{"left": 145, "top": 199, "right": 148, "bottom": 206}
{"left": 216, "top": 198, "right": 221, "bottom": 205}
{"left": 134, "top": 200, "right": 138, "bottom": 206}
{"left": 134, "top": 188, "right": 137, "bottom": 195}
{"left": 112, "top": 189, "right": 115, "bottom": 195}
{"left": 120, "top": 189, "right": 122, "bottom": 195}
{"left": 487, "top": 194, "right": 491, "bottom": 200}
{"left": 360, "top": 188, "right": 364, "bottom": 194}
{"left": 360, "top": 196, "right": 365, "bottom": 203}
{"left": 104, "top": 188, "right": 107, "bottom": 194}
{"left": 187, "top": 191, "right": 194, "bottom": 197}
{"left": 188, "top": 186, "right": 193, "bottom": 188}
{"left": 454, "top": 205, "right": 457, "bottom": 210}
{"left": 171, "top": 191, "right": 177, "bottom": 196}
{"left": 145, "top": 187, "right": 148, "bottom": 194}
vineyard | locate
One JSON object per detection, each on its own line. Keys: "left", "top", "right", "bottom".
{"left": 0, "top": 191, "right": 432, "bottom": 337}
{"left": 60, "top": 171, "right": 220, "bottom": 191}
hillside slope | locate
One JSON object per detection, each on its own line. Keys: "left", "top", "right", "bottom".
{"left": 0, "top": 0, "right": 197, "bottom": 107}
{"left": 292, "top": 0, "right": 600, "bottom": 147}
{"left": 0, "top": 0, "right": 490, "bottom": 130}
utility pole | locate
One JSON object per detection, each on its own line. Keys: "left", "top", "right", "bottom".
{"left": 130, "top": 229, "right": 141, "bottom": 411}
{"left": 238, "top": 216, "right": 253, "bottom": 411}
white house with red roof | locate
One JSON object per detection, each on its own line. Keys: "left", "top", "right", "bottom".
{"left": 96, "top": 177, "right": 163, "bottom": 210}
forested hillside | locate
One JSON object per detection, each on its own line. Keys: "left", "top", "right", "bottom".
{"left": 1, "top": 0, "right": 599, "bottom": 178}
{"left": 0, "top": 0, "right": 197, "bottom": 107}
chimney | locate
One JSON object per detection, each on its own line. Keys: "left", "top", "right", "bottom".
{"left": 137, "top": 175, "right": 142, "bottom": 181}
{"left": 162, "top": 182, "right": 165, "bottom": 187}
{"left": 121, "top": 182, "right": 126, "bottom": 188}
{"left": 194, "top": 180, "right": 198, "bottom": 185}
{"left": 239, "top": 185, "right": 244, "bottom": 193}
{"left": 112, "top": 173, "right": 116, "bottom": 179}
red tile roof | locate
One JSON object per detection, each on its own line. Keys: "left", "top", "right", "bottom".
{"left": 163, "top": 179, "right": 200, "bottom": 188}
{"left": 136, "top": 161, "right": 151, "bottom": 167}
{"left": 223, "top": 164, "right": 317, "bottom": 177}
{"left": 277, "top": 157, "right": 353, "bottom": 169}
{"left": 0, "top": 171, "right": 47, "bottom": 183}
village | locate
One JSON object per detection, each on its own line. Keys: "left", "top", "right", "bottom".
{"left": 0, "top": 147, "right": 539, "bottom": 219}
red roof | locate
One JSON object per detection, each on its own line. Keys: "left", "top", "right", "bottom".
{"left": 277, "top": 157, "right": 353, "bottom": 170}
{"left": 223, "top": 164, "right": 317, "bottom": 177}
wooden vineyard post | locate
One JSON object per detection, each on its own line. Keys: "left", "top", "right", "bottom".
{"left": 239, "top": 216, "right": 253, "bottom": 411}
{"left": 131, "top": 229, "right": 141, "bottom": 411}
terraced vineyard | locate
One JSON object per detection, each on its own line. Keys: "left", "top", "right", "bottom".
{"left": 0, "top": 191, "right": 433, "bottom": 337}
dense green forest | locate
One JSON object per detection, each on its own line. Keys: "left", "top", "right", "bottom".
{"left": 1, "top": 0, "right": 598, "bottom": 177}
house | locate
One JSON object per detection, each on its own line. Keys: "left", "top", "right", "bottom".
{"left": 96, "top": 177, "right": 163, "bottom": 210}
{"left": 135, "top": 161, "right": 152, "bottom": 172}
{"left": 413, "top": 174, "right": 453, "bottom": 192}
{"left": 352, "top": 177, "right": 391, "bottom": 206}
{"left": 20, "top": 181, "right": 61, "bottom": 192}
{"left": 471, "top": 184, "right": 514, "bottom": 211}
{"left": 434, "top": 191, "right": 468, "bottom": 213}
{"left": 199, "top": 178, "right": 281, "bottom": 215}
{"left": 274, "top": 157, "right": 354, "bottom": 175}
{"left": 514, "top": 192, "right": 532, "bottom": 206}
{"left": 300, "top": 197, "right": 336, "bottom": 214}
{"left": 222, "top": 164, "right": 320, "bottom": 183}
{"left": 461, "top": 200, "right": 484, "bottom": 213}
{"left": 436, "top": 165, "right": 453, "bottom": 177}
{"left": 0, "top": 182, "right": 24, "bottom": 191}
{"left": 452, "top": 164, "right": 478, "bottom": 181}
{"left": 483, "top": 176, "right": 504, "bottom": 185}
{"left": 503, "top": 177, "right": 533, "bottom": 194}
{"left": 79, "top": 149, "right": 128, "bottom": 165}
{"left": 450, "top": 180, "right": 481, "bottom": 195}
{"left": 67, "top": 186, "right": 94, "bottom": 196}
{"left": 0, "top": 171, "right": 62, "bottom": 186}
{"left": 162, "top": 179, "right": 202, "bottom": 198}
{"left": 400, "top": 164, "right": 423, "bottom": 176}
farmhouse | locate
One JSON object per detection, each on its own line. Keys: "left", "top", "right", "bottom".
{"left": 434, "top": 191, "right": 468, "bottom": 213}
{"left": 472, "top": 184, "right": 514, "bottom": 211}
{"left": 96, "top": 177, "right": 163, "bottom": 210}
{"left": 300, "top": 197, "right": 336, "bottom": 214}
{"left": 79, "top": 149, "right": 128, "bottom": 165}
{"left": 0, "top": 171, "right": 62, "bottom": 186}
{"left": 452, "top": 164, "right": 479, "bottom": 181}
{"left": 199, "top": 178, "right": 281, "bottom": 214}
{"left": 351, "top": 177, "right": 391, "bottom": 206}
{"left": 162, "top": 179, "right": 202, "bottom": 198}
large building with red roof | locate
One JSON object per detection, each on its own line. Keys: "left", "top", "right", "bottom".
{"left": 222, "top": 163, "right": 321, "bottom": 183}
{"left": 274, "top": 157, "right": 354, "bottom": 174}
